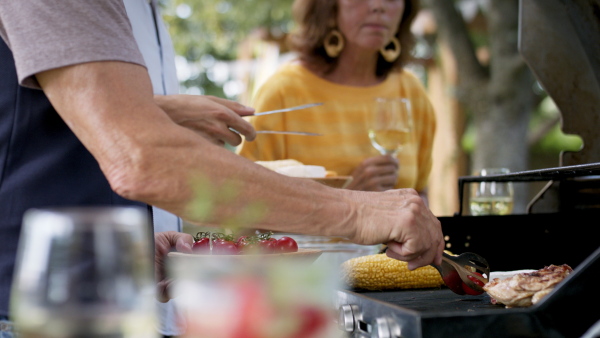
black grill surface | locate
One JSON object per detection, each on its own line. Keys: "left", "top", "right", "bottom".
{"left": 356, "top": 288, "right": 498, "bottom": 313}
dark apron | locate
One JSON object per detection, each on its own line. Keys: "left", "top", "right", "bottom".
{"left": 0, "top": 39, "right": 149, "bottom": 318}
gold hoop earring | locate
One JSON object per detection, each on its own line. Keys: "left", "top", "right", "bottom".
{"left": 380, "top": 37, "right": 401, "bottom": 62}
{"left": 324, "top": 29, "right": 345, "bottom": 58}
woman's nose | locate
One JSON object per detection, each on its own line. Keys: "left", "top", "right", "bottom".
{"left": 369, "top": 0, "right": 385, "bottom": 11}
{"left": 369, "top": 0, "right": 385, "bottom": 13}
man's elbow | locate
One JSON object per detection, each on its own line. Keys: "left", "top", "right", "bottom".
{"left": 104, "top": 160, "right": 163, "bottom": 203}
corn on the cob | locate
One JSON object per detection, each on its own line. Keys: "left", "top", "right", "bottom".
{"left": 340, "top": 253, "right": 444, "bottom": 291}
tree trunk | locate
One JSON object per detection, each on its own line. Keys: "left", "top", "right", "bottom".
{"left": 422, "top": 0, "right": 536, "bottom": 213}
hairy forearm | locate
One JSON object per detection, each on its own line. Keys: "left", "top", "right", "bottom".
{"left": 36, "top": 61, "right": 353, "bottom": 237}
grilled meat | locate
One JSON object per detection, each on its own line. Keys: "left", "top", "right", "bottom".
{"left": 483, "top": 264, "right": 573, "bottom": 308}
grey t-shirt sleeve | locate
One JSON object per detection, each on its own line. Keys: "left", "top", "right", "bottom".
{"left": 0, "top": 0, "right": 146, "bottom": 89}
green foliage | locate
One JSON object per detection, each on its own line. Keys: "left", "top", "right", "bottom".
{"left": 530, "top": 98, "right": 583, "bottom": 154}
{"left": 461, "top": 97, "right": 584, "bottom": 155}
{"left": 160, "top": 0, "right": 294, "bottom": 97}
{"left": 461, "top": 120, "right": 475, "bottom": 154}
{"left": 162, "top": 0, "right": 293, "bottom": 61}
{"left": 533, "top": 125, "right": 583, "bottom": 154}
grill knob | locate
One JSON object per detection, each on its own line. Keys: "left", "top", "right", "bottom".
{"left": 338, "top": 304, "right": 356, "bottom": 332}
{"left": 371, "top": 317, "right": 401, "bottom": 338}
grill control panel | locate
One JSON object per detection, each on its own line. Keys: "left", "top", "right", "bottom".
{"left": 371, "top": 317, "right": 401, "bottom": 338}
{"left": 338, "top": 304, "right": 403, "bottom": 338}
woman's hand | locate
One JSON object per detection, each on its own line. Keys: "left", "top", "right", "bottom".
{"left": 347, "top": 155, "right": 399, "bottom": 191}
{"left": 154, "top": 231, "right": 194, "bottom": 302}
{"left": 155, "top": 94, "right": 257, "bottom": 147}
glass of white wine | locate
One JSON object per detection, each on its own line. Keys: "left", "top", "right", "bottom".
{"left": 10, "top": 207, "right": 158, "bottom": 338}
{"left": 469, "top": 168, "right": 514, "bottom": 216}
{"left": 368, "top": 97, "right": 412, "bottom": 156}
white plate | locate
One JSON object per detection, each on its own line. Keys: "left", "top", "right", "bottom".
{"left": 167, "top": 248, "right": 322, "bottom": 265}
{"left": 312, "top": 176, "right": 353, "bottom": 189}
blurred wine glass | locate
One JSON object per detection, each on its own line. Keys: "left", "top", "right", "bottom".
{"left": 10, "top": 207, "right": 158, "bottom": 338}
{"left": 469, "top": 168, "right": 514, "bottom": 215}
{"left": 368, "top": 97, "right": 412, "bottom": 156}
{"left": 169, "top": 254, "right": 342, "bottom": 338}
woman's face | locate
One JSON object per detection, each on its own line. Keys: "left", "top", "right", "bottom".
{"left": 336, "top": 0, "right": 405, "bottom": 53}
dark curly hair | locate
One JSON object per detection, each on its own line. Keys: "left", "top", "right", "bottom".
{"left": 287, "top": 0, "right": 420, "bottom": 77}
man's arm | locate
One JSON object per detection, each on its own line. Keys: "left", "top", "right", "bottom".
{"left": 35, "top": 60, "right": 343, "bottom": 231}
{"left": 37, "top": 60, "right": 443, "bottom": 269}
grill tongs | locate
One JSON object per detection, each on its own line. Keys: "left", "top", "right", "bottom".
{"left": 432, "top": 252, "right": 490, "bottom": 295}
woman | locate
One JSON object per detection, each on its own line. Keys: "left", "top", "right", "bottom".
{"left": 237, "top": 0, "right": 435, "bottom": 198}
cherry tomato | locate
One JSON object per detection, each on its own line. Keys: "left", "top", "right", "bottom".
{"left": 462, "top": 272, "right": 485, "bottom": 295}
{"left": 192, "top": 237, "right": 210, "bottom": 254}
{"left": 236, "top": 236, "right": 259, "bottom": 254}
{"left": 213, "top": 239, "right": 239, "bottom": 255}
{"left": 275, "top": 236, "right": 298, "bottom": 253}
{"left": 442, "top": 270, "right": 466, "bottom": 295}
{"left": 240, "top": 244, "right": 259, "bottom": 254}
{"left": 236, "top": 235, "right": 249, "bottom": 249}
{"left": 258, "top": 238, "right": 277, "bottom": 254}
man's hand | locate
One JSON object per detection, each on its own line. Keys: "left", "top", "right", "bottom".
{"left": 154, "top": 231, "right": 194, "bottom": 302}
{"left": 155, "top": 94, "right": 257, "bottom": 147}
{"left": 347, "top": 155, "right": 399, "bottom": 191}
{"left": 347, "top": 189, "right": 444, "bottom": 270}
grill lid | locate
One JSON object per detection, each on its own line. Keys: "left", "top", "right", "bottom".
{"left": 519, "top": 0, "right": 600, "bottom": 166}
{"left": 519, "top": 0, "right": 600, "bottom": 212}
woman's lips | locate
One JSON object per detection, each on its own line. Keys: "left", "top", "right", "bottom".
{"left": 363, "top": 23, "right": 388, "bottom": 31}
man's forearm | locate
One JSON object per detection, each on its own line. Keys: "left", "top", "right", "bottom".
{"left": 35, "top": 60, "right": 353, "bottom": 238}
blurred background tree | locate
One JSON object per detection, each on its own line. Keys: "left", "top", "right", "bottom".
{"left": 161, "top": 0, "right": 294, "bottom": 100}
{"left": 420, "top": 0, "right": 581, "bottom": 214}
{"left": 160, "top": 0, "right": 582, "bottom": 216}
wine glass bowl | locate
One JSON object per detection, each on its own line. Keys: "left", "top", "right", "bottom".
{"left": 368, "top": 97, "right": 412, "bottom": 156}
{"left": 168, "top": 251, "right": 339, "bottom": 338}
{"left": 10, "top": 207, "right": 158, "bottom": 338}
{"left": 469, "top": 168, "right": 514, "bottom": 215}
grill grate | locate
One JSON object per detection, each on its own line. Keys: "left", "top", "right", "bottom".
{"left": 336, "top": 247, "right": 600, "bottom": 338}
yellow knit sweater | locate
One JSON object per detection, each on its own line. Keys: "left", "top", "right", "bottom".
{"left": 237, "top": 62, "right": 436, "bottom": 191}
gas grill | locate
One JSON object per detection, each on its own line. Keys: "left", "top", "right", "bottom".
{"left": 336, "top": 247, "right": 599, "bottom": 338}
{"left": 335, "top": 0, "right": 600, "bottom": 336}
{"left": 336, "top": 220, "right": 600, "bottom": 338}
